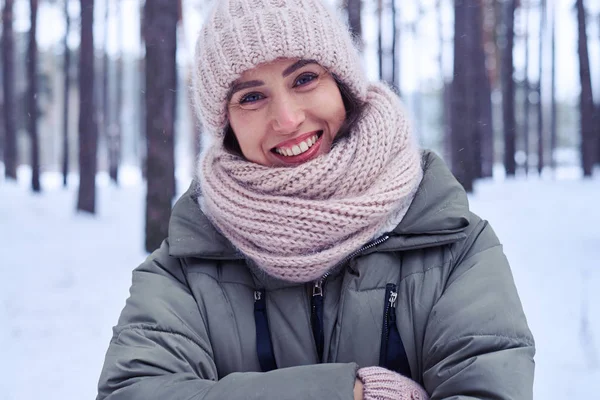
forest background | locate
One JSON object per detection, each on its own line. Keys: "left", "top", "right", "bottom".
{"left": 1, "top": 0, "right": 599, "bottom": 398}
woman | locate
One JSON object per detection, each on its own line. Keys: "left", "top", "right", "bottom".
{"left": 96, "top": 0, "right": 535, "bottom": 399}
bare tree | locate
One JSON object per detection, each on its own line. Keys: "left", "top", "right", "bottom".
{"left": 536, "top": 0, "right": 546, "bottom": 175}
{"left": 501, "top": 0, "right": 517, "bottom": 176}
{"left": 62, "top": 0, "right": 71, "bottom": 187}
{"left": 144, "top": 0, "right": 178, "bottom": 252}
{"left": 101, "top": 0, "right": 110, "bottom": 180}
{"left": 597, "top": 12, "right": 600, "bottom": 166}
{"left": 27, "top": 0, "right": 40, "bottom": 192}
{"left": 109, "top": 0, "right": 123, "bottom": 184}
{"left": 522, "top": 2, "right": 531, "bottom": 175}
{"left": 377, "top": 0, "right": 383, "bottom": 81}
{"left": 475, "top": 0, "right": 494, "bottom": 178}
{"left": 575, "top": 0, "right": 595, "bottom": 176}
{"left": 550, "top": 0, "right": 557, "bottom": 171}
{"left": 77, "top": 0, "right": 99, "bottom": 213}
{"left": 436, "top": 0, "right": 450, "bottom": 161}
{"left": 450, "top": 0, "right": 477, "bottom": 192}
{"left": 2, "top": 0, "right": 17, "bottom": 180}
{"left": 344, "top": 0, "right": 362, "bottom": 50}
{"left": 391, "top": 0, "right": 399, "bottom": 92}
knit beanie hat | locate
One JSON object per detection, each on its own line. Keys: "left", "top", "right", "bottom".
{"left": 192, "top": 0, "right": 367, "bottom": 137}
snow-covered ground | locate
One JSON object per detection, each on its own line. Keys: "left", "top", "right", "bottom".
{"left": 1, "top": 167, "right": 599, "bottom": 399}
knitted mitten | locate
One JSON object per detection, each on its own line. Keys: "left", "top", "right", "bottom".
{"left": 357, "top": 367, "right": 429, "bottom": 400}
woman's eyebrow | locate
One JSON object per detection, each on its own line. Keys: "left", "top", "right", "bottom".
{"left": 229, "top": 80, "right": 264, "bottom": 99}
{"left": 282, "top": 59, "right": 318, "bottom": 77}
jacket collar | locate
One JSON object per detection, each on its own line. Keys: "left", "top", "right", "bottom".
{"left": 168, "top": 150, "right": 470, "bottom": 259}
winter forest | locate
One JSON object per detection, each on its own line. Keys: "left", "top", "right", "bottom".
{"left": 1, "top": 0, "right": 599, "bottom": 399}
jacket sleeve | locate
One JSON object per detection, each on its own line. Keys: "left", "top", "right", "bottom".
{"left": 421, "top": 218, "right": 535, "bottom": 400}
{"left": 96, "top": 241, "right": 358, "bottom": 400}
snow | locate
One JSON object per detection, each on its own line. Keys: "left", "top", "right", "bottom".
{"left": 1, "top": 167, "right": 599, "bottom": 399}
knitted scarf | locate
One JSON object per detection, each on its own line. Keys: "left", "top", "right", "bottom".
{"left": 198, "top": 82, "right": 423, "bottom": 283}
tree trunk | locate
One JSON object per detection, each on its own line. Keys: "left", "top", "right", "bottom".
{"left": 62, "top": 0, "right": 71, "bottom": 187}
{"left": 475, "top": 0, "right": 493, "bottom": 178}
{"left": 550, "top": 0, "right": 557, "bottom": 172}
{"left": 536, "top": 0, "right": 546, "bottom": 175}
{"left": 377, "top": 0, "right": 383, "bottom": 81}
{"left": 501, "top": 0, "right": 517, "bottom": 176}
{"left": 391, "top": 0, "right": 399, "bottom": 93}
{"left": 110, "top": 0, "right": 123, "bottom": 184}
{"left": 2, "top": 0, "right": 17, "bottom": 180}
{"left": 144, "top": 0, "right": 178, "bottom": 252}
{"left": 450, "top": 0, "right": 476, "bottom": 192}
{"left": 522, "top": 2, "right": 530, "bottom": 175}
{"left": 436, "top": 0, "right": 450, "bottom": 162}
{"left": 344, "top": 0, "right": 362, "bottom": 50}
{"left": 77, "top": 0, "right": 98, "bottom": 213}
{"left": 28, "top": 0, "right": 40, "bottom": 192}
{"left": 139, "top": 0, "right": 147, "bottom": 180}
{"left": 575, "top": 0, "right": 595, "bottom": 177}
{"left": 597, "top": 13, "right": 600, "bottom": 166}
{"left": 102, "top": 0, "right": 110, "bottom": 180}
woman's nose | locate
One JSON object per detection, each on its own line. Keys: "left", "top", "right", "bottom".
{"left": 270, "top": 95, "right": 305, "bottom": 134}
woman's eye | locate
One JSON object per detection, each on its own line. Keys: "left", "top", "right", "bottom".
{"left": 294, "top": 73, "right": 318, "bottom": 87}
{"left": 239, "top": 92, "right": 264, "bottom": 104}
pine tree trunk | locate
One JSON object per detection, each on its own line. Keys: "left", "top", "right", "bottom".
{"left": 139, "top": 0, "right": 147, "bottom": 180}
{"left": 77, "top": 0, "right": 98, "bottom": 213}
{"left": 536, "top": 0, "right": 546, "bottom": 175}
{"left": 550, "top": 0, "right": 557, "bottom": 172}
{"left": 501, "top": 0, "right": 517, "bottom": 176}
{"left": 597, "top": 13, "right": 600, "bottom": 166}
{"left": 144, "top": 0, "right": 178, "bottom": 252}
{"left": 522, "top": 2, "right": 530, "bottom": 175}
{"left": 450, "top": 0, "right": 476, "bottom": 192}
{"left": 391, "top": 0, "right": 399, "bottom": 93}
{"left": 436, "top": 0, "right": 450, "bottom": 162}
{"left": 2, "top": 0, "right": 17, "bottom": 180}
{"left": 344, "top": 0, "right": 362, "bottom": 49}
{"left": 475, "top": 0, "right": 493, "bottom": 178}
{"left": 575, "top": 0, "right": 595, "bottom": 177}
{"left": 110, "top": 0, "right": 123, "bottom": 184}
{"left": 62, "top": 0, "right": 71, "bottom": 187}
{"left": 28, "top": 0, "right": 40, "bottom": 192}
{"left": 377, "top": 0, "right": 383, "bottom": 81}
{"left": 102, "top": 0, "right": 111, "bottom": 182}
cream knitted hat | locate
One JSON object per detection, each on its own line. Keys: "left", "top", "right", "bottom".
{"left": 192, "top": 0, "right": 367, "bottom": 137}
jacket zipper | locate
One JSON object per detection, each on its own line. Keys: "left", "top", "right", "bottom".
{"left": 379, "top": 283, "right": 398, "bottom": 366}
{"left": 311, "top": 274, "right": 328, "bottom": 361}
{"left": 379, "top": 283, "right": 411, "bottom": 376}
{"left": 254, "top": 289, "right": 277, "bottom": 371}
{"left": 310, "top": 234, "right": 391, "bottom": 362}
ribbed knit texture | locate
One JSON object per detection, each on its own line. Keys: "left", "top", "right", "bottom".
{"left": 199, "top": 82, "right": 423, "bottom": 283}
{"left": 192, "top": 0, "right": 367, "bottom": 137}
{"left": 357, "top": 367, "right": 429, "bottom": 400}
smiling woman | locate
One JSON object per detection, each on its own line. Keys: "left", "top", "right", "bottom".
{"left": 96, "top": 0, "right": 535, "bottom": 399}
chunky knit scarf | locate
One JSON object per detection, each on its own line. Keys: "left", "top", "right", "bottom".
{"left": 198, "top": 82, "right": 423, "bottom": 283}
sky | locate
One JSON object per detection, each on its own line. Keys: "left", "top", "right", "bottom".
{"left": 9, "top": 0, "right": 600, "bottom": 101}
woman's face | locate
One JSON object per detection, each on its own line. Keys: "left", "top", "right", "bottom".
{"left": 227, "top": 58, "right": 346, "bottom": 166}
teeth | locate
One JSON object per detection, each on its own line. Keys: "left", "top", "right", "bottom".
{"left": 275, "top": 134, "right": 319, "bottom": 157}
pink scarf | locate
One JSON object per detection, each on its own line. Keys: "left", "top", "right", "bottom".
{"left": 199, "top": 82, "right": 423, "bottom": 283}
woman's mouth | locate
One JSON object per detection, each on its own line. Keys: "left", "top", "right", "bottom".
{"left": 271, "top": 131, "right": 324, "bottom": 164}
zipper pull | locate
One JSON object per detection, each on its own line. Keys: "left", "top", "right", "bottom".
{"left": 313, "top": 280, "right": 324, "bottom": 297}
{"left": 254, "top": 290, "right": 262, "bottom": 302}
{"left": 388, "top": 290, "right": 398, "bottom": 309}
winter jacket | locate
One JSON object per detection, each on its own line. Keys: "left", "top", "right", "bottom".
{"left": 96, "top": 151, "right": 535, "bottom": 400}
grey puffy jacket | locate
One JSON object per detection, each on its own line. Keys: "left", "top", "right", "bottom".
{"left": 97, "top": 151, "right": 535, "bottom": 400}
